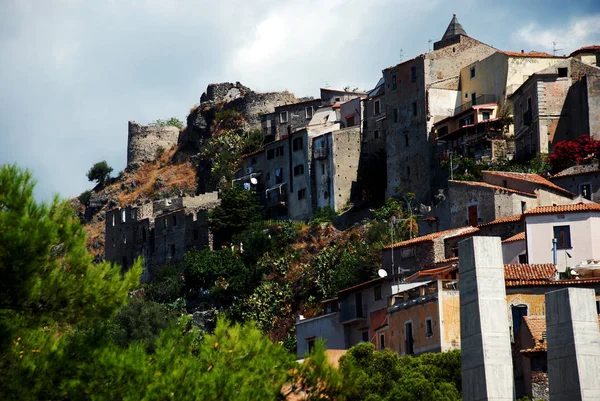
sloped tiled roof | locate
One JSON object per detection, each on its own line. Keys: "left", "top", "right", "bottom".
{"left": 449, "top": 180, "right": 536, "bottom": 197}
{"left": 504, "top": 264, "right": 557, "bottom": 283}
{"left": 478, "top": 214, "right": 523, "bottom": 228}
{"left": 502, "top": 232, "right": 525, "bottom": 243}
{"left": 523, "top": 316, "right": 546, "bottom": 342}
{"left": 383, "top": 226, "right": 479, "bottom": 249}
{"left": 405, "top": 264, "right": 458, "bottom": 283}
{"left": 482, "top": 171, "right": 575, "bottom": 197}
{"left": 523, "top": 203, "right": 600, "bottom": 216}
{"left": 569, "top": 45, "right": 600, "bottom": 57}
{"left": 551, "top": 163, "right": 600, "bottom": 178}
{"left": 501, "top": 51, "right": 558, "bottom": 58}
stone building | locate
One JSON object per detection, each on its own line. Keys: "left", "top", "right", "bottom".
{"left": 261, "top": 98, "right": 322, "bottom": 143}
{"left": 127, "top": 121, "right": 181, "bottom": 165}
{"left": 320, "top": 88, "right": 365, "bottom": 106}
{"left": 510, "top": 58, "right": 600, "bottom": 161}
{"left": 419, "top": 170, "right": 574, "bottom": 234}
{"left": 237, "top": 116, "right": 362, "bottom": 220}
{"left": 550, "top": 163, "right": 600, "bottom": 202}
{"left": 382, "top": 15, "right": 497, "bottom": 203}
{"left": 105, "top": 193, "right": 219, "bottom": 280}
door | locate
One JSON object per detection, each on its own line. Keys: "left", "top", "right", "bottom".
{"left": 405, "top": 322, "right": 414, "bottom": 355}
{"left": 355, "top": 292, "right": 363, "bottom": 318}
{"left": 468, "top": 205, "right": 478, "bottom": 226}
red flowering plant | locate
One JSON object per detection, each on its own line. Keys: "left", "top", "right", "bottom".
{"left": 548, "top": 135, "right": 600, "bottom": 173}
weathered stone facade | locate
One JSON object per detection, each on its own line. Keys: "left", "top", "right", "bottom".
{"left": 383, "top": 24, "right": 497, "bottom": 203}
{"left": 105, "top": 193, "right": 219, "bottom": 281}
{"left": 550, "top": 163, "right": 600, "bottom": 202}
{"left": 127, "top": 121, "right": 180, "bottom": 165}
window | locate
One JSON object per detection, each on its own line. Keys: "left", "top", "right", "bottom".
{"left": 553, "top": 225, "right": 572, "bottom": 249}
{"left": 275, "top": 168, "right": 283, "bottom": 184}
{"left": 425, "top": 318, "right": 433, "bottom": 337}
{"left": 121, "top": 209, "right": 126, "bottom": 223}
{"left": 521, "top": 201, "right": 527, "bottom": 213}
{"left": 267, "top": 149, "right": 275, "bottom": 160}
{"left": 502, "top": 179, "right": 508, "bottom": 188}
{"left": 293, "top": 164, "right": 304, "bottom": 176}
{"left": 558, "top": 67, "right": 568, "bottom": 78}
{"left": 170, "top": 244, "right": 176, "bottom": 258}
{"left": 470, "top": 66, "right": 476, "bottom": 79}
{"left": 307, "top": 339, "right": 315, "bottom": 353}
{"left": 393, "top": 108, "right": 398, "bottom": 123}
{"left": 406, "top": 165, "right": 410, "bottom": 178}
{"left": 346, "top": 116, "right": 355, "bottom": 127}
{"left": 335, "top": 97, "right": 341, "bottom": 102}
{"left": 459, "top": 115, "right": 474, "bottom": 127}
{"left": 323, "top": 191, "right": 329, "bottom": 199}
{"left": 293, "top": 137, "right": 303, "bottom": 151}
{"left": 374, "top": 99, "right": 381, "bottom": 115}
{"left": 412, "top": 102, "right": 417, "bottom": 116}
{"left": 468, "top": 204, "right": 478, "bottom": 227}
{"left": 172, "top": 215, "right": 177, "bottom": 226}
{"left": 518, "top": 254, "right": 528, "bottom": 263}
{"left": 580, "top": 183, "right": 592, "bottom": 200}
{"left": 379, "top": 333, "right": 386, "bottom": 350}
{"left": 276, "top": 146, "right": 284, "bottom": 157}
{"left": 361, "top": 331, "right": 369, "bottom": 342}
{"left": 305, "top": 106, "right": 314, "bottom": 119}
{"left": 596, "top": 300, "right": 600, "bottom": 315}
{"left": 112, "top": 214, "right": 115, "bottom": 227}
{"left": 321, "top": 163, "right": 325, "bottom": 175}
{"left": 142, "top": 227, "right": 147, "bottom": 242}
{"left": 527, "top": 97, "right": 532, "bottom": 111}
{"left": 392, "top": 74, "right": 397, "bottom": 90}
{"left": 164, "top": 217, "right": 168, "bottom": 228}
{"left": 405, "top": 322, "right": 414, "bottom": 355}
{"left": 410, "top": 66, "right": 417, "bottom": 83}
{"left": 193, "top": 229, "right": 199, "bottom": 240}
{"left": 471, "top": 92, "right": 477, "bottom": 105}
{"left": 374, "top": 130, "right": 380, "bottom": 140}
{"left": 404, "top": 134, "right": 409, "bottom": 147}
{"left": 374, "top": 285, "right": 382, "bottom": 301}
{"left": 298, "top": 188, "right": 306, "bottom": 200}
{"left": 465, "top": 92, "right": 469, "bottom": 99}
{"left": 482, "top": 111, "right": 490, "bottom": 121}
{"left": 279, "top": 111, "right": 288, "bottom": 123}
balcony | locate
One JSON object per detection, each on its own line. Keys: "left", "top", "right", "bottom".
{"left": 265, "top": 182, "right": 288, "bottom": 206}
{"left": 454, "top": 94, "right": 496, "bottom": 115}
{"left": 340, "top": 304, "right": 368, "bottom": 324}
{"left": 313, "top": 146, "right": 329, "bottom": 160}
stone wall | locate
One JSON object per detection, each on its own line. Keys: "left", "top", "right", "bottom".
{"left": 331, "top": 127, "right": 361, "bottom": 211}
{"left": 127, "top": 121, "right": 180, "bottom": 165}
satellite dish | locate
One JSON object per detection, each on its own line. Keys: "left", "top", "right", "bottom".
{"left": 250, "top": 177, "right": 258, "bottom": 185}
{"left": 377, "top": 269, "right": 388, "bottom": 278}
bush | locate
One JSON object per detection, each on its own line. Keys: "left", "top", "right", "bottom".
{"left": 311, "top": 206, "right": 338, "bottom": 225}
{"left": 86, "top": 160, "right": 113, "bottom": 187}
{"left": 78, "top": 189, "right": 92, "bottom": 205}
{"left": 150, "top": 117, "right": 184, "bottom": 129}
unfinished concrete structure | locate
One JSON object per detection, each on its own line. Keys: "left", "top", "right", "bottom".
{"left": 459, "top": 236, "right": 514, "bottom": 401}
{"left": 105, "top": 193, "right": 219, "bottom": 280}
{"left": 545, "top": 287, "right": 600, "bottom": 400}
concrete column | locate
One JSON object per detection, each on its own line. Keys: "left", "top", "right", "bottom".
{"left": 546, "top": 288, "right": 600, "bottom": 401}
{"left": 459, "top": 236, "right": 514, "bottom": 401}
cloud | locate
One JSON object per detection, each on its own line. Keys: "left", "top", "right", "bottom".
{"left": 513, "top": 15, "right": 600, "bottom": 54}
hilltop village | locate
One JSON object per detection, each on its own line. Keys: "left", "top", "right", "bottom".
{"left": 85, "top": 15, "right": 600, "bottom": 401}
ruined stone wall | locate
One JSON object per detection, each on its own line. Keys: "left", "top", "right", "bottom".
{"left": 127, "top": 121, "right": 180, "bottom": 165}
{"left": 331, "top": 127, "right": 361, "bottom": 211}
{"left": 105, "top": 206, "right": 151, "bottom": 274}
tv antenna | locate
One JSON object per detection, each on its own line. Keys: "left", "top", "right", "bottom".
{"left": 323, "top": 81, "right": 330, "bottom": 88}
{"left": 399, "top": 48, "right": 404, "bottom": 62}
{"left": 552, "top": 41, "right": 562, "bottom": 56}
{"left": 428, "top": 39, "right": 433, "bottom": 52}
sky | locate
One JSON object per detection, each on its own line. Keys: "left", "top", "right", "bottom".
{"left": 1, "top": 0, "right": 599, "bottom": 200}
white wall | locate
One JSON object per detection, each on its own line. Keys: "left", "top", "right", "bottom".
{"left": 295, "top": 312, "right": 345, "bottom": 359}
{"left": 525, "top": 212, "right": 600, "bottom": 271}
{"left": 502, "top": 240, "right": 527, "bottom": 264}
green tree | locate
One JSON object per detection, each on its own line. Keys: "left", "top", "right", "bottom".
{"left": 339, "top": 342, "right": 461, "bottom": 401}
{"left": 86, "top": 160, "right": 113, "bottom": 187}
{"left": 150, "top": 117, "right": 184, "bottom": 129}
{"left": 208, "top": 186, "right": 263, "bottom": 246}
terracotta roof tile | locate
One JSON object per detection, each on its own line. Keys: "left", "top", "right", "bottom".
{"left": 405, "top": 264, "right": 458, "bottom": 283}
{"left": 507, "top": 277, "right": 600, "bottom": 287}
{"left": 523, "top": 316, "right": 546, "bottom": 342}
{"left": 569, "top": 45, "right": 600, "bottom": 57}
{"left": 502, "top": 232, "right": 525, "bottom": 243}
{"left": 523, "top": 203, "right": 600, "bottom": 216}
{"left": 482, "top": 171, "right": 575, "bottom": 197}
{"left": 240, "top": 148, "right": 265, "bottom": 159}
{"left": 449, "top": 180, "right": 536, "bottom": 197}
{"left": 501, "top": 50, "right": 558, "bottom": 58}
{"left": 504, "top": 263, "right": 556, "bottom": 281}
{"left": 383, "top": 226, "right": 479, "bottom": 249}
{"left": 478, "top": 214, "right": 523, "bottom": 227}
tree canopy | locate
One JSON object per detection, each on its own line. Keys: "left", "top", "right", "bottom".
{"left": 86, "top": 160, "right": 113, "bottom": 187}
{"left": 208, "top": 186, "right": 263, "bottom": 246}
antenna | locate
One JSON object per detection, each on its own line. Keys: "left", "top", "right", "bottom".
{"left": 399, "top": 48, "right": 404, "bottom": 62}
{"left": 552, "top": 41, "right": 562, "bottom": 56}
{"left": 323, "top": 81, "right": 330, "bottom": 88}
{"left": 428, "top": 39, "right": 432, "bottom": 52}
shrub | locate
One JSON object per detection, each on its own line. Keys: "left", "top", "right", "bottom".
{"left": 78, "top": 189, "right": 93, "bottom": 205}
{"left": 86, "top": 160, "right": 113, "bottom": 187}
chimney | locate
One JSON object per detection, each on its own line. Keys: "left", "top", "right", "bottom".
{"left": 521, "top": 50, "right": 525, "bottom": 54}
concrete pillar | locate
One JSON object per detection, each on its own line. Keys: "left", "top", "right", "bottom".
{"left": 459, "top": 236, "right": 514, "bottom": 401}
{"left": 546, "top": 288, "right": 600, "bottom": 401}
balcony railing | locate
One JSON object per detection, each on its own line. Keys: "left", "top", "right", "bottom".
{"left": 313, "top": 146, "right": 329, "bottom": 160}
{"left": 454, "top": 94, "right": 496, "bottom": 115}
{"left": 340, "top": 304, "right": 368, "bottom": 323}
{"left": 265, "top": 183, "right": 288, "bottom": 206}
